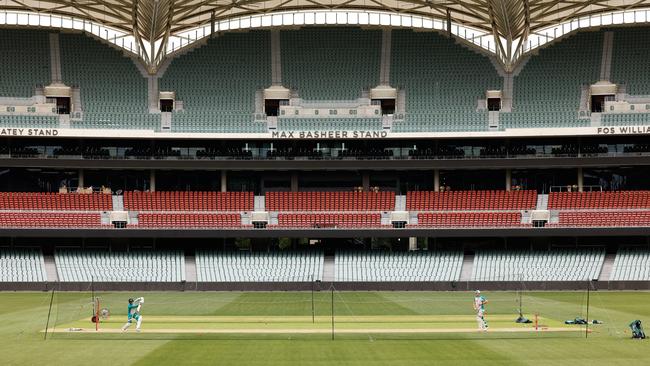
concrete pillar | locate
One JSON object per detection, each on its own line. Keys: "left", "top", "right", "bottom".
{"left": 433, "top": 169, "right": 440, "bottom": 191}
{"left": 362, "top": 173, "right": 370, "bottom": 191}
{"left": 220, "top": 171, "right": 227, "bottom": 192}
{"left": 408, "top": 237, "right": 417, "bottom": 251}
{"left": 149, "top": 170, "right": 156, "bottom": 192}
{"left": 78, "top": 169, "right": 84, "bottom": 189}
{"left": 577, "top": 167, "right": 584, "bottom": 192}
{"left": 290, "top": 173, "right": 298, "bottom": 192}
{"left": 505, "top": 169, "right": 512, "bottom": 191}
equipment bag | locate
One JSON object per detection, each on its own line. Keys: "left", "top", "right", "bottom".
{"left": 629, "top": 320, "right": 646, "bottom": 339}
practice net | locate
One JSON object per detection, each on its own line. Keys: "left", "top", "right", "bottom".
{"left": 42, "top": 276, "right": 619, "bottom": 341}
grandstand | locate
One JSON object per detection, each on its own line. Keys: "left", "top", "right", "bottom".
{"left": 160, "top": 31, "right": 270, "bottom": 133}
{"left": 471, "top": 249, "right": 605, "bottom": 281}
{"left": 55, "top": 250, "right": 185, "bottom": 282}
{"left": 4, "top": 2, "right": 650, "bottom": 365}
{"left": 390, "top": 30, "right": 499, "bottom": 132}
{"left": 500, "top": 31, "right": 601, "bottom": 129}
{"left": 610, "top": 248, "right": 650, "bottom": 281}
{"left": 0, "top": 30, "right": 50, "bottom": 98}
{"left": 335, "top": 250, "right": 463, "bottom": 282}
{"left": 124, "top": 191, "right": 253, "bottom": 211}
{"left": 610, "top": 27, "right": 650, "bottom": 96}
{"left": 281, "top": 28, "right": 381, "bottom": 101}
{"left": 195, "top": 250, "right": 323, "bottom": 282}
{"left": 4, "top": 189, "right": 650, "bottom": 230}
{"left": 1, "top": 5, "right": 650, "bottom": 295}
{"left": 0, "top": 249, "right": 46, "bottom": 282}
{"left": 60, "top": 34, "right": 158, "bottom": 130}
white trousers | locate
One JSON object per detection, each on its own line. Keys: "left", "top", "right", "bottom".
{"left": 476, "top": 311, "right": 487, "bottom": 330}
{"left": 121, "top": 316, "right": 143, "bottom": 331}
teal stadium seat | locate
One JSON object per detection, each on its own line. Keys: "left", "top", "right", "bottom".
{"left": 281, "top": 28, "right": 381, "bottom": 101}
{"left": 0, "top": 30, "right": 56, "bottom": 128}
{"left": 335, "top": 250, "right": 463, "bottom": 282}
{"left": 500, "top": 31, "right": 601, "bottom": 129}
{"left": 610, "top": 249, "right": 650, "bottom": 281}
{"left": 0, "top": 249, "right": 46, "bottom": 282}
{"left": 601, "top": 28, "right": 650, "bottom": 126}
{"left": 390, "top": 30, "right": 500, "bottom": 132}
{"left": 60, "top": 34, "right": 157, "bottom": 130}
{"left": 0, "top": 115, "right": 59, "bottom": 128}
{"left": 0, "top": 30, "right": 50, "bottom": 98}
{"left": 611, "top": 28, "right": 650, "bottom": 96}
{"left": 471, "top": 249, "right": 605, "bottom": 281}
{"left": 195, "top": 251, "right": 324, "bottom": 282}
{"left": 54, "top": 249, "right": 185, "bottom": 282}
{"left": 160, "top": 31, "right": 270, "bottom": 133}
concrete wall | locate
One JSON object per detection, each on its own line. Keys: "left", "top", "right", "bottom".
{"left": 4, "top": 280, "right": 650, "bottom": 292}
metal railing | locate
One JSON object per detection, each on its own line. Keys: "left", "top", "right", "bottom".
{"left": 2, "top": 150, "right": 650, "bottom": 162}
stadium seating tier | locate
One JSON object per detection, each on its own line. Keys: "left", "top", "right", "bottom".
{"left": 471, "top": 249, "right": 605, "bottom": 281}
{"left": 390, "top": 30, "right": 500, "bottom": 132}
{"left": 548, "top": 191, "right": 650, "bottom": 209}
{"left": 550, "top": 211, "right": 650, "bottom": 227}
{"left": 60, "top": 34, "right": 156, "bottom": 130}
{"left": 406, "top": 190, "right": 537, "bottom": 211}
{"left": 196, "top": 251, "right": 323, "bottom": 282}
{"left": 0, "top": 212, "right": 104, "bottom": 228}
{"left": 0, "top": 249, "right": 47, "bottom": 282}
{"left": 55, "top": 250, "right": 185, "bottom": 282}
{"left": 0, "top": 192, "right": 112, "bottom": 211}
{"left": 500, "top": 31, "right": 602, "bottom": 129}
{"left": 266, "top": 191, "right": 395, "bottom": 211}
{"left": 281, "top": 28, "right": 381, "bottom": 101}
{"left": 610, "top": 249, "right": 650, "bottom": 281}
{"left": 273, "top": 213, "right": 385, "bottom": 228}
{"left": 0, "top": 30, "right": 50, "bottom": 98}
{"left": 413, "top": 212, "right": 526, "bottom": 228}
{"left": 161, "top": 31, "right": 270, "bottom": 133}
{"left": 136, "top": 213, "right": 246, "bottom": 228}
{"left": 335, "top": 251, "right": 463, "bottom": 282}
{"left": 124, "top": 191, "right": 254, "bottom": 211}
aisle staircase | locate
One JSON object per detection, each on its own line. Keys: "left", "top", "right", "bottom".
{"left": 459, "top": 253, "right": 474, "bottom": 281}
{"left": 599, "top": 253, "right": 616, "bottom": 281}
{"left": 323, "top": 255, "right": 335, "bottom": 282}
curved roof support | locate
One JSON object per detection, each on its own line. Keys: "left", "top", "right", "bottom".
{"left": 487, "top": 0, "right": 530, "bottom": 72}
{"left": 4, "top": 3, "right": 650, "bottom": 72}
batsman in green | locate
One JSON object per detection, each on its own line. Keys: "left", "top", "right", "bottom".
{"left": 121, "top": 297, "right": 144, "bottom": 332}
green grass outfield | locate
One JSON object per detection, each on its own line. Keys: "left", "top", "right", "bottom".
{"left": 0, "top": 290, "right": 648, "bottom": 365}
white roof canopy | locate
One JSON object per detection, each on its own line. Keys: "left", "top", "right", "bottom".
{"left": 2, "top": 0, "right": 650, "bottom": 72}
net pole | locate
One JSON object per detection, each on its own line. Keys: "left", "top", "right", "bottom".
{"left": 519, "top": 289, "right": 524, "bottom": 318}
{"left": 95, "top": 298, "right": 100, "bottom": 332}
{"left": 43, "top": 283, "right": 56, "bottom": 340}
{"left": 311, "top": 274, "right": 315, "bottom": 324}
{"left": 585, "top": 279, "right": 590, "bottom": 339}
{"left": 518, "top": 273, "right": 523, "bottom": 319}
{"left": 91, "top": 275, "right": 94, "bottom": 309}
{"left": 331, "top": 285, "right": 334, "bottom": 341}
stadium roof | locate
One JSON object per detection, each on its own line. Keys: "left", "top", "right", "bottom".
{"left": 2, "top": 0, "right": 650, "bottom": 71}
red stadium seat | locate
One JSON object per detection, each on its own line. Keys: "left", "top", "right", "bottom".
{"left": 271, "top": 213, "right": 386, "bottom": 228}
{"left": 411, "top": 212, "right": 527, "bottom": 228}
{"left": 0, "top": 212, "right": 105, "bottom": 228}
{"left": 405, "top": 190, "right": 537, "bottom": 211}
{"left": 549, "top": 211, "right": 650, "bottom": 227}
{"left": 0, "top": 192, "right": 112, "bottom": 211}
{"left": 265, "top": 191, "right": 395, "bottom": 211}
{"left": 136, "top": 213, "right": 248, "bottom": 228}
{"left": 123, "top": 191, "right": 254, "bottom": 211}
{"left": 548, "top": 191, "right": 650, "bottom": 209}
